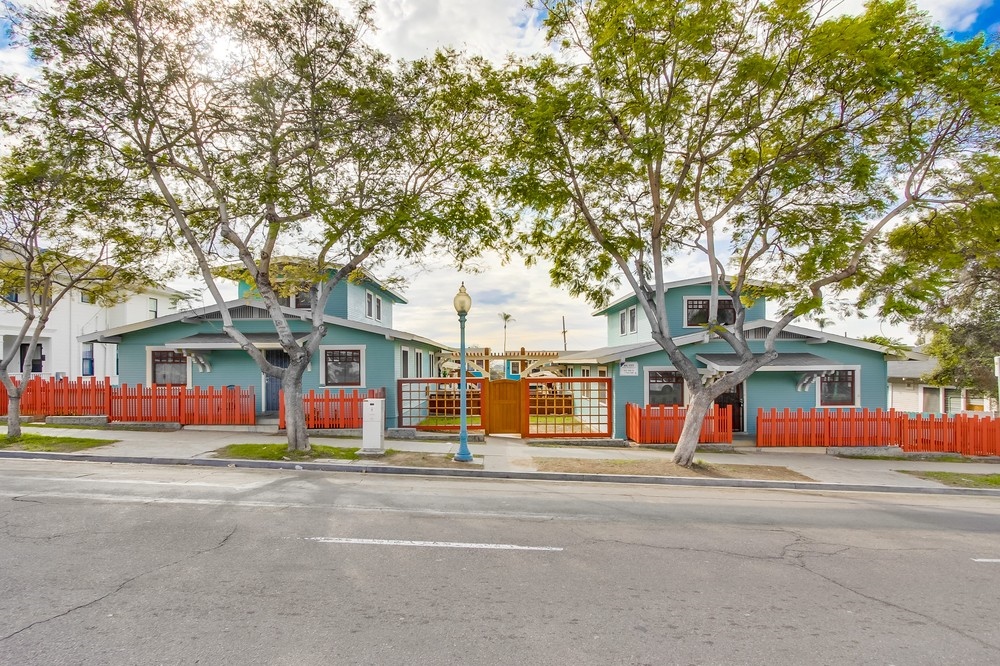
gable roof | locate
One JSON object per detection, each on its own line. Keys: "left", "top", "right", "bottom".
{"left": 225, "top": 257, "right": 408, "bottom": 304}
{"left": 592, "top": 276, "right": 766, "bottom": 316}
{"left": 560, "top": 319, "right": 925, "bottom": 364}
{"left": 77, "top": 299, "right": 449, "bottom": 350}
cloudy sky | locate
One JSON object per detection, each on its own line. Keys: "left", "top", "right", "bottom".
{"left": 2, "top": 0, "right": 997, "bottom": 351}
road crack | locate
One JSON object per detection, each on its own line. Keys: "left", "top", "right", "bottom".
{"left": 0, "top": 524, "right": 238, "bottom": 643}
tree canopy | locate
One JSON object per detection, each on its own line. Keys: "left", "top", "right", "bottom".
{"left": 16, "top": 0, "right": 504, "bottom": 449}
{"left": 491, "top": 0, "right": 1000, "bottom": 463}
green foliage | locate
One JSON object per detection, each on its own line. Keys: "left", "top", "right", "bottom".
{"left": 859, "top": 335, "right": 911, "bottom": 358}
{"left": 923, "top": 312, "right": 1000, "bottom": 398}
{"left": 493, "top": 0, "right": 1000, "bottom": 323}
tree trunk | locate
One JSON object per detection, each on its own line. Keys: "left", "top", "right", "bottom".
{"left": 282, "top": 363, "right": 310, "bottom": 452}
{"left": 6, "top": 393, "right": 23, "bottom": 441}
{"left": 672, "top": 392, "right": 715, "bottom": 467}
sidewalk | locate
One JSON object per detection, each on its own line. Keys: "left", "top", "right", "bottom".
{"left": 3, "top": 425, "right": 1000, "bottom": 495}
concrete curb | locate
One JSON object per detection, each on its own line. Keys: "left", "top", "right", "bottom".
{"left": 2, "top": 450, "right": 1000, "bottom": 497}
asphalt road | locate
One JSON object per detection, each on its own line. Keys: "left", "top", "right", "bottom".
{"left": 0, "top": 459, "right": 998, "bottom": 665}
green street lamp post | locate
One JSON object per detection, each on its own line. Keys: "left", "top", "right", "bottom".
{"left": 453, "top": 283, "right": 473, "bottom": 462}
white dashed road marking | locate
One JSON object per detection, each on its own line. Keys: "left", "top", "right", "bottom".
{"left": 305, "top": 537, "right": 563, "bottom": 551}
{"left": 971, "top": 558, "right": 1000, "bottom": 562}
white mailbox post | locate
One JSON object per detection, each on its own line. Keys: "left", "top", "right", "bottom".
{"left": 360, "top": 398, "right": 385, "bottom": 457}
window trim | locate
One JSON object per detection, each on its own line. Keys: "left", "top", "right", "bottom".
{"left": 320, "top": 345, "right": 366, "bottom": 387}
{"left": 415, "top": 350, "right": 424, "bottom": 378}
{"left": 683, "top": 295, "right": 737, "bottom": 329}
{"left": 148, "top": 297, "right": 159, "bottom": 319}
{"left": 145, "top": 346, "right": 191, "bottom": 387}
{"left": 80, "top": 290, "right": 95, "bottom": 304}
{"left": 400, "top": 346, "right": 410, "bottom": 379}
{"left": 816, "top": 366, "right": 861, "bottom": 408}
{"left": 643, "top": 365, "right": 687, "bottom": 407}
{"left": 619, "top": 305, "right": 637, "bottom": 335}
{"left": 81, "top": 343, "right": 95, "bottom": 377}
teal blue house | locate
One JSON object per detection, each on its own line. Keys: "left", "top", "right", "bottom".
{"left": 78, "top": 273, "right": 450, "bottom": 427}
{"left": 559, "top": 277, "right": 900, "bottom": 438}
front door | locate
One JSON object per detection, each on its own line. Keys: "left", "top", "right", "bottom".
{"left": 714, "top": 382, "right": 744, "bottom": 432}
{"left": 264, "top": 350, "right": 290, "bottom": 412}
{"left": 487, "top": 379, "right": 522, "bottom": 435}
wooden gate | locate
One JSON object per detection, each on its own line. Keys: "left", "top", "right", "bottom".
{"left": 487, "top": 379, "right": 522, "bottom": 434}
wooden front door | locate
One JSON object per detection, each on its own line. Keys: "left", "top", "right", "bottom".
{"left": 714, "top": 382, "right": 744, "bottom": 433}
{"left": 487, "top": 379, "right": 522, "bottom": 435}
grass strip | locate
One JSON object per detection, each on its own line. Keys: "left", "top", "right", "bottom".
{"left": 899, "top": 470, "right": 1000, "bottom": 488}
{"left": 0, "top": 433, "right": 118, "bottom": 452}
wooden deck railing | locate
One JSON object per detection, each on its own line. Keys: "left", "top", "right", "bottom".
{"left": 278, "top": 388, "right": 385, "bottom": 429}
{"left": 756, "top": 408, "right": 1000, "bottom": 456}
{"left": 625, "top": 403, "right": 733, "bottom": 444}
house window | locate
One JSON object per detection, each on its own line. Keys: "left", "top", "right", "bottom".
{"left": 82, "top": 343, "right": 95, "bottom": 376}
{"left": 151, "top": 350, "right": 187, "bottom": 385}
{"left": 148, "top": 297, "right": 159, "bottom": 319}
{"left": 81, "top": 290, "right": 94, "bottom": 304}
{"left": 619, "top": 306, "right": 637, "bottom": 335}
{"left": 581, "top": 367, "right": 591, "bottom": 377}
{"left": 510, "top": 360, "right": 521, "bottom": 375}
{"left": 366, "top": 292, "right": 374, "bottom": 318}
{"left": 375, "top": 296, "right": 382, "bottom": 321}
{"left": 324, "top": 348, "right": 362, "bottom": 386}
{"left": 649, "top": 370, "right": 684, "bottom": 406}
{"left": 415, "top": 350, "right": 423, "bottom": 378}
{"left": 597, "top": 367, "right": 608, "bottom": 377}
{"left": 820, "top": 370, "right": 856, "bottom": 406}
{"left": 401, "top": 348, "right": 410, "bottom": 378}
{"left": 19, "top": 343, "right": 44, "bottom": 373}
{"left": 686, "top": 297, "right": 736, "bottom": 327}
{"left": 3, "top": 291, "right": 18, "bottom": 303}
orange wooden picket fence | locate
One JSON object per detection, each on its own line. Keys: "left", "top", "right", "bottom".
{"left": 625, "top": 403, "right": 733, "bottom": 444}
{"left": 757, "top": 408, "right": 1000, "bottom": 456}
{"left": 0, "top": 376, "right": 256, "bottom": 425}
{"left": 278, "top": 388, "right": 386, "bottom": 429}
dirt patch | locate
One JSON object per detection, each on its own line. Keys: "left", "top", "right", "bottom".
{"left": 532, "top": 457, "right": 814, "bottom": 481}
{"left": 382, "top": 452, "right": 483, "bottom": 469}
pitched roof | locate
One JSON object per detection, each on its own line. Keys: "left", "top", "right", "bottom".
{"left": 696, "top": 352, "right": 852, "bottom": 372}
{"left": 560, "top": 320, "right": 925, "bottom": 364}
{"left": 592, "top": 276, "right": 766, "bottom": 316}
{"left": 77, "top": 299, "right": 450, "bottom": 350}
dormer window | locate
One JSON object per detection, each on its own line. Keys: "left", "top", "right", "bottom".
{"left": 619, "top": 306, "right": 637, "bottom": 335}
{"left": 366, "top": 291, "right": 382, "bottom": 322}
{"left": 277, "top": 290, "right": 311, "bottom": 308}
{"left": 685, "top": 297, "right": 736, "bottom": 327}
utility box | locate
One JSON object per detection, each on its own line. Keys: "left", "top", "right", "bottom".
{"left": 360, "top": 398, "right": 385, "bottom": 456}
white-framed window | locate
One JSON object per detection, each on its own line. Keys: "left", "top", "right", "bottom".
{"left": 684, "top": 296, "right": 736, "bottom": 328}
{"left": 580, "top": 367, "right": 591, "bottom": 377}
{"left": 81, "top": 343, "right": 95, "bottom": 376}
{"left": 19, "top": 343, "right": 44, "bottom": 373}
{"left": 401, "top": 347, "right": 410, "bottom": 379}
{"left": 597, "top": 366, "right": 608, "bottom": 377}
{"left": 619, "top": 306, "right": 637, "bottom": 335}
{"left": 816, "top": 367, "right": 860, "bottom": 407}
{"left": 365, "top": 291, "right": 383, "bottom": 321}
{"left": 146, "top": 347, "right": 190, "bottom": 386}
{"left": 648, "top": 369, "right": 685, "bottom": 406}
{"left": 415, "top": 350, "right": 424, "bottom": 378}
{"left": 510, "top": 360, "right": 521, "bottom": 375}
{"left": 321, "top": 345, "right": 365, "bottom": 386}
{"left": 148, "top": 297, "right": 159, "bottom": 319}
{"left": 80, "top": 290, "right": 94, "bottom": 304}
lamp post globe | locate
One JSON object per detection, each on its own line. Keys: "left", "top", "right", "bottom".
{"left": 454, "top": 283, "right": 473, "bottom": 462}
